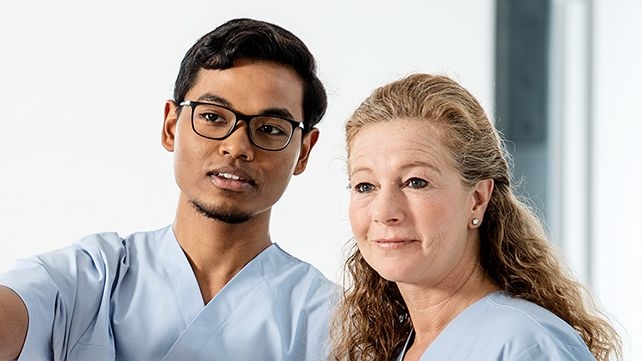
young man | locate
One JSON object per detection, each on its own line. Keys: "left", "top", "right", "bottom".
{"left": 0, "top": 18, "right": 337, "bottom": 361}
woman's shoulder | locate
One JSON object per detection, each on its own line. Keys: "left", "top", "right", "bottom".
{"left": 480, "top": 292, "right": 573, "bottom": 329}
{"left": 454, "top": 291, "right": 595, "bottom": 360}
{"left": 473, "top": 292, "right": 577, "bottom": 337}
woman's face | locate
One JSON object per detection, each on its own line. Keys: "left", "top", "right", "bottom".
{"left": 348, "top": 118, "right": 486, "bottom": 288}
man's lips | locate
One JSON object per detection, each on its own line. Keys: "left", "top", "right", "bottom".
{"left": 209, "top": 166, "right": 254, "bottom": 181}
{"left": 207, "top": 167, "right": 256, "bottom": 190}
{"left": 214, "top": 172, "right": 250, "bottom": 182}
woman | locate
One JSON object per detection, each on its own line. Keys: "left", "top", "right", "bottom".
{"left": 330, "top": 74, "right": 621, "bottom": 360}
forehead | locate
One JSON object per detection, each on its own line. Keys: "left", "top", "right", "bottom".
{"left": 350, "top": 118, "right": 444, "bottom": 150}
{"left": 186, "top": 60, "right": 305, "bottom": 118}
{"left": 348, "top": 118, "right": 453, "bottom": 171}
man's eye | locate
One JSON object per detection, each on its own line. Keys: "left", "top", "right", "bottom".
{"left": 257, "top": 124, "right": 287, "bottom": 136}
{"left": 406, "top": 178, "right": 428, "bottom": 189}
{"left": 202, "top": 112, "right": 226, "bottom": 123}
{"left": 353, "top": 183, "right": 375, "bottom": 193}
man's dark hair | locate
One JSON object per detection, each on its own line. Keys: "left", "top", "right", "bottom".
{"left": 173, "top": 18, "right": 327, "bottom": 130}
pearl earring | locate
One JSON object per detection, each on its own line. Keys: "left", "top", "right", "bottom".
{"left": 471, "top": 218, "right": 480, "bottom": 226}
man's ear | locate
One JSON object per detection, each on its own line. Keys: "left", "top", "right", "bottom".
{"left": 162, "top": 100, "right": 178, "bottom": 152}
{"left": 293, "top": 128, "right": 320, "bottom": 175}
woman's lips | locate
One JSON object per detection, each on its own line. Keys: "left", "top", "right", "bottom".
{"left": 373, "top": 239, "right": 413, "bottom": 249}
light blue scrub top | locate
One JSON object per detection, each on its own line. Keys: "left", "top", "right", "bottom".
{"left": 395, "top": 291, "right": 595, "bottom": 361}
{"left": 0, "top": 226, "right": 338, "bottom": 361}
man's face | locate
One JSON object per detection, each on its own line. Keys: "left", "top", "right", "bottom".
{"left": 162, "top": 59, "right": 318, "bottom": 224}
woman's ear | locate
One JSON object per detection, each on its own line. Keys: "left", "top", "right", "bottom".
{"left": 472, "top": 178, "right": 494, "bottom": 213}
{"left": 293, "top": 127, "right": 320, "bottom": 175}
{"left": 162, "top": 100, "right": 179, "bottom": 152}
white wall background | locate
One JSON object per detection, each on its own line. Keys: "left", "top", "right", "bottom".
{"left": 591, "top": 0, "right": 642, "bottom": 359}
{"left": 0, "top": 1, "right": 494, "bottom": 279}
{"left": 548, "top": 1, "right": 642, "bottom": 358}
{"left": 0, "top": 0, "right": 639, "bottom": 359}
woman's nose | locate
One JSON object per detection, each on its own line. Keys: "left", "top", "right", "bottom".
{"left": 371, "top": 187, "right": 405, "bottom": 225}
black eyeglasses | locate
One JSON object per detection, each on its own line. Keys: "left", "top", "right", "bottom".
{"left": 179, "top": 100, "right": 305, "bottom": 151}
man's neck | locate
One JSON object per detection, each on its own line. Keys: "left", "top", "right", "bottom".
{"left": 172, "top": 201, "right": 272, "bottom": 304}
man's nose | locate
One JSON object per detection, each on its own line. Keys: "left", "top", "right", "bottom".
{"left": 218, "top": 123, "right": 255, "bottom": 161}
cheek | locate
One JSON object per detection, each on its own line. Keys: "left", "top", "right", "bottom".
{"left": 415, "top": 200, "right": 467, "bottom": 245}
{"left": 274, "top": 143, "right": 301, "bottom": 168}
{"left": 174, "top": 124, "right": 204, "bottom": 158}
{"left": 348, "top": 198, "right": 370, "bottom": 239}
{"left": 267, "top": 152, "right": 298, "bottom": 179}
{"left": 256, "top": 151, "right": 298, "bottom": 197}
{"left": 174, "top": 139, "right": 205, "bottom": 172}
{"left": 349, "top": 203, "right": 372, "bottom": 262}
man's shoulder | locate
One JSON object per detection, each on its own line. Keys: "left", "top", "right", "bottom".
{"left": 266, "top": 244, "right": 333, "bottom": 280}
{"left": 72, "top": 225, "right": 172, "bottom": 253}
{"left": 263, "top": 244, "right": 339, "bottom": 299}
{"left": 15, "top": 225, "right": 175, "bottom": 274}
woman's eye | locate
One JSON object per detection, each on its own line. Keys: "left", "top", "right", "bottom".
{"left": 405, "top": 178, "right": 428, "bottom": 189}
{"left": 353, "top": 183, "right": 375, "bottom": 193}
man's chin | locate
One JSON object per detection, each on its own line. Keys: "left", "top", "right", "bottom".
{"left": 190, "top": 200, "right": 251, "bottom": 224}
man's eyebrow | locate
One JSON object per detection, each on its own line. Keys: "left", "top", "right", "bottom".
{"left": 196, "top": 93, "right": 232, "bottom": 107}
{"left": 195, "top": 93, "right": 297, "bottom": 120}
{"left": 260, "top": 107, "right": 296, "bottom": 120}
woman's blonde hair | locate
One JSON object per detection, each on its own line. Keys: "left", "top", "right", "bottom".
{"left": 330, "top": 73, "right": 621, "bottom": 361}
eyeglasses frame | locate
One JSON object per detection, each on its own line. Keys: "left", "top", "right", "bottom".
{"left": 179, "top": 100, "right": 306, "bottom": 151}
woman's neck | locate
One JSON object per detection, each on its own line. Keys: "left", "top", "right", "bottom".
{"left": 398, "top": 263, "right": 500, "bottom": 359}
